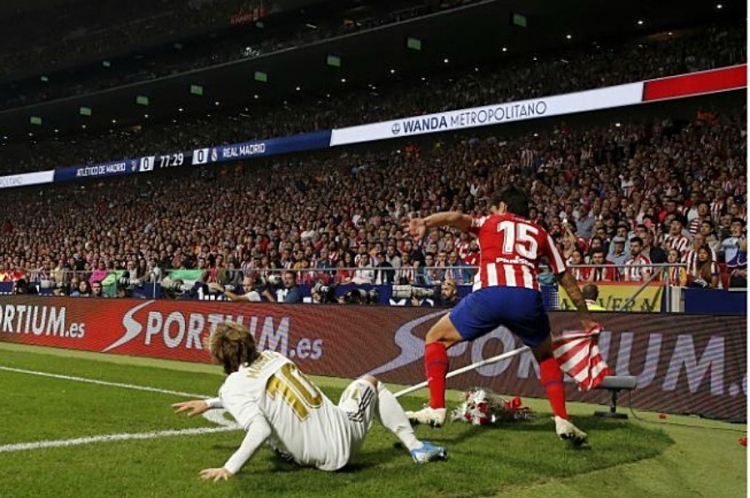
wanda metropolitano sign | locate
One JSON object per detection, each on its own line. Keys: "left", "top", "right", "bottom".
{"left": 0, "top": 296, "right": 744, "bottom": 421}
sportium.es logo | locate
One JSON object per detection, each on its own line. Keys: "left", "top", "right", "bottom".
{"left": 104, "top": 302, "right": 323, "bottom": 360}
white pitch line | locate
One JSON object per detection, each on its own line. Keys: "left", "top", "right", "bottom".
{"left": 0, "top": 365, "right": 208, "bottom": 399}
{"left": 0, "top": 364, "right": 242, "bottom": 454}
{"left": 0, "top": 426, "right": 239, "bottom": 453}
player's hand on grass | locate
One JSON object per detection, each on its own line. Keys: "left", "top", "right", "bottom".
{"left": 172, "top": 400, "right": 209, "bottom": 417}
{"left": 199, "top": 467, "right": 233, "bottom": 482}
{"left": 405, "top": 218, "right": 427, "bottom": 239}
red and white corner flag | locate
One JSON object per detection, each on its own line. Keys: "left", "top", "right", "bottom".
{"left": 552, "top": 327, "right": 610, "bottom": 390}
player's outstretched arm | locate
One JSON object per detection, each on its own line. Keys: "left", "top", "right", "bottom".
{"left": 405, "top": 212, "right": 472, "bottom": 237}
{"left": 219, "top": 416, "right": 273, "bottom": 477}
{"left": 556, "top": 270, "right": 600, "bottom": 333}
{"left": 172, "top": 399, "right": 214, "bottom": 417}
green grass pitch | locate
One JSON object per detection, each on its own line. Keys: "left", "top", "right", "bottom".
{"left": 0, "top": 342, "right": 745, "bottom": 498}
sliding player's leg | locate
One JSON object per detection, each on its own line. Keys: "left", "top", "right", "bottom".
{"left": 338, "top": 375, "right": 447, "bottom": 464}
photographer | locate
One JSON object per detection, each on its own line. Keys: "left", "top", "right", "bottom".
{"left": 342, "top": 287, "right": 380, "bottom": 305}
{"left": 208, "top": 275, "right": 275, "bottom": 302}
{"left": 410, "top": 279, "right": 461, "bottom": 308}
{"left": 310, "top": 281, "right": 338, "bottom": 304}
{"left": 276, "top": 270, "right": 302, "bottom": 303}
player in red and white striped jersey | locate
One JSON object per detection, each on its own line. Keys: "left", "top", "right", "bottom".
{"left": 404, "top": 186, "right": 599, "bottom": 445}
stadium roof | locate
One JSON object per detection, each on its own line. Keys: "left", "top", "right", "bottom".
{"left": 0, "top": 0, "right": 743, "bottom": 142}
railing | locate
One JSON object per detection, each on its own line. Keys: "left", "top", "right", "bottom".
{"left": 0, "top": 263, "right": 743, "bottom": 314}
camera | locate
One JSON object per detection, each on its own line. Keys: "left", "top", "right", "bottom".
{"left": 392, "top": 285, "right": 436, "bottom": 300}
{"left": 342, "top": 288, "right": 380, "bottom": 305}
{"left": 14, "top": 279, "right": 38, "bottom": 295}
{"left": 159, "top": 277, "right": 192, "bottom": 299}
{"left": 250, "top": 275, "right": 282, "bottom": 293}
{"left": 118, "top": 271, "right": 142, "bottom": 289}
{"left": 268, "top": 274, "right": 283, "bottom": 287}
{"left": 312, "top": 281, "right": 338, "bottom": 304}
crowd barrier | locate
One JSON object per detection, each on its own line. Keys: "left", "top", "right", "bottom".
{"left": 0, "top": 266, "right": 745, "bottom": 314}
{"left": 0, "top": 295, "right": 743, "bottom": 421}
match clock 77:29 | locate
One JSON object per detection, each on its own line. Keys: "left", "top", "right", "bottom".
{"left": 157, "top": 153, "right": 185, "bottom": 168}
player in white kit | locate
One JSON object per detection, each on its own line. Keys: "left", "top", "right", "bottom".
{"left": 173, "top": 322, "right": 447, "bottom": 481}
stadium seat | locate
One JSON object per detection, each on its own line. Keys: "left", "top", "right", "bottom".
{"left": 594, "top": 376, "right": 637, "bottom": 419}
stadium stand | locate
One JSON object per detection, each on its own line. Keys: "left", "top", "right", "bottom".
{"left": 0, "top": 0, "right": 481, "bottom": 108}
{"left": 0, "top": 7, "right": 745, "bottom": 297}
{"left": 0, "top": 104, "right": 745, "bottom": 293}
{"left": 0, "top": 22, "right": 745, "bottom": 175}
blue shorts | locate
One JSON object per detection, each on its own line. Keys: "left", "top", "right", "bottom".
{"left": 449, "top": 287, "right": 550, "bottom": 347}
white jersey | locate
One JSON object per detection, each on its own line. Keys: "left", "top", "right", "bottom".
{"left": 217, "top": 351, "right": 375, "bottom": 473}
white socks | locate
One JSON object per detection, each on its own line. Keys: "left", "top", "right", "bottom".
{"left": 376, "top": 382, "right": 422, "bottom": 452}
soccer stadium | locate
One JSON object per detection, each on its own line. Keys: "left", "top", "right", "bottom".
{"left": 0, "top": 0, "right": 746, "bottom": 496}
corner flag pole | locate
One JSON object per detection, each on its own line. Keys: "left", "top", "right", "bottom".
{"left": 393, "top": 346, "right": 530, "bottom": 398}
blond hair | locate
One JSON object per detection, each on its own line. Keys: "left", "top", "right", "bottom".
{"left": 209, "top": 322, "right": 260, "bottom": 374}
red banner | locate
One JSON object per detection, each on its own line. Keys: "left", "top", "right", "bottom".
{"left": 0, "top": 297, "right": 744, "bottom": 421}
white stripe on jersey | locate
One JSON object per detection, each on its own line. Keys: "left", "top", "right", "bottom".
{"left": 503, "top": 264, "right": 517, "bottom": 287}
{"left": 487, "top": 263, "right": 499, "bottom": 286}
{"left": 521, "top": 265, "right": 534, "bottom": 288}
{"left": 546, "top": 234, "right": 566, "bottom": 274}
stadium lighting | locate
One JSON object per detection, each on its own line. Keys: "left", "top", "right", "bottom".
{"left": 178, "top": 108, "right": 184, "bottom": 112}
{"left": 111, "top": 119, "right": 117, "bottom": 124}
{"left": 390, "top": 69, "right": 396, "bottom": 74}
{"left": 421, "top": 77, "right": 426, "bottom": 81}
{"left": 296, "top": 86, "right": 301, "bottom": 91}
{"left": 566, "top": 34, "right": 572, "bottom": 39}
{"left": 54, "top": 129, "right": 59, "bottom": 133}
{"left": 254, "top": 94, "right": 259, "bottom": 99}
{"left": 81, "top": 125, "right": 86, "bottom": 129}
{"left": 215, "top": 101, "right": 220, "bottom": 106}
{"left": 533, "top": 56, "right": 538, "bottom": 61}
{"left": 341, "top": 78, "right": 347, "bottom": 83}
{"left": 144, "top": 114, "right": 149, "bottom": 119}
{"left": 443, "top": 58, "right": 449, "bottom": 63}
{"left": 637, "top": 20, "right": 644, "bottom": 25}
{"left": 615, "top": 123, "right": 622, "bottom": 127}
{"left": 502, "top": 47, "right": 508, "bottom": 52}
{"left": 716, "top": 3, "right": 723, "bottom": 8}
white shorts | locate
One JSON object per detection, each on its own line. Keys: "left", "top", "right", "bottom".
{"left": 337, "top": 378, "right": 378, "bottom": 456}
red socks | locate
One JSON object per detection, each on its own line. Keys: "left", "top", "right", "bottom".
{"left": 539, "top": 356, "right": 568, "bottom": 419}
{"left": 425, "top": 342, "right": 449, "bottom": 409}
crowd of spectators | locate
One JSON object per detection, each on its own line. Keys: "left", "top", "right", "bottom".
{"left": 0, "top": 0, "right": 479, "bottom": 108}
{"left": 0, "top": 21, "right": 744, "bottom": 176}
{"left": 0, "top": 0, "right": 271, "bottom": 84}
{"left": 0, "top": 104, "right": 745, "bottom": 300}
